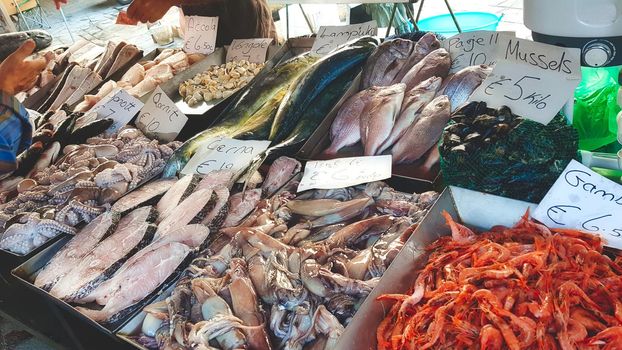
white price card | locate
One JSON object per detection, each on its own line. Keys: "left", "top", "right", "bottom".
{"left": 136, "top": 87, "right": 188, "bottom": 142}
{"left": 183, "top": 16, "right": 218, "bottom": 55}
{"left": 310, "top": 20, "right": 377, "bottom": 56}
{"left": 180, "top": 137, "right": 271, "bottom": 176}
{"left": 441, "top": 31, "right": 515, "bottom": 73}
{"left": 90, "top": 88, "right": 144, "bottom": 134}
{"left": 226, "top": 38, "right": 273, "bottom": 63}
{"left": 533, "top": 160, "right": 622, "bottom": 249}
{"left": 297, "top": 155, "right": 392, "bottom": 192}
{"left": 469, "top": 37, "right": 582, "bottom": 124}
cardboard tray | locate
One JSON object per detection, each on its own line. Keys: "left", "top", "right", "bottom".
{"left": 333, "top": 186, "right": 537, "bottom": 349}
{"left": 296, "top": 67, "right": 442, "bottom": 193}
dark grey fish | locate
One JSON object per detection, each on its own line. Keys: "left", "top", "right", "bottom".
{"left": 392, "top": 32, "right": 441, "bottom": 83}
{"left": 0, "top": 30, "right": 52, "bottom": 61}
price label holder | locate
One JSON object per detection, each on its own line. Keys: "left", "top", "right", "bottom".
{"left": 441, "top": 31, "right": 515, "bottom": 73}
{"left": 226, "top": 38, "right": 273, "bottom": 63}
{"left": 310, "top": 20, "right": 377, "bottom": 56}
{"left": 469, "top": 37, "right": 582, "bottom": 124}
{"left": 180, "top": 137, "right": 270, "bottom": 176}
{"left": 533, "top": 160, "right": 622, "bottom": 249}
{"left": 183, "top": 16, "right": 218, "bottom": 55}
{"left": 136, "top": 87, "right": 188, "bottom": 142}
{"left": 90, "top": 88, "right": 144, "bottom": 135}
{"left": 297, "top": 155, "right": 392, "bottom": 192}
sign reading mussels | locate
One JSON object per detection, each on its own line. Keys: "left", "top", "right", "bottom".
{"left": 534, "top": 160, "right": 622, "bottom": 249}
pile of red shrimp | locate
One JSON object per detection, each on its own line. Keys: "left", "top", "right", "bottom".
{"left": 376, "top": 211, "right": 622, "bottom": 349}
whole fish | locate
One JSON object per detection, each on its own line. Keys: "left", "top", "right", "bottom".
{"left": 393, "top": 32, "right": 441, "bottom": 83}
{"left": 324, "top": 88, "right": 376, "bottom": 155}
{"left": 377, "top": 76, "right": 442, "bottom": 154}
{"left": 269, "top": 37, "right": 378, "bottom": 143}
{"left": 400, "top": 48, "right": 451, "bottom": 90}
{"left": 442, "top": 64, "right": 492, "bottom": 111}
{"left": 361, "top": 83, "right": 406, "bottom": 156}
{"left": 391, "top": 95, "right": 451, "bottom": 164}
{"left": 360, "top": 38, "right": 414, "bottom": 89}
{"left": 0, "top": 30, "right": 52, "bottom": 61}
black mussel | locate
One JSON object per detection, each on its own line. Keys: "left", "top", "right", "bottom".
{"left": 445, "top": 123, "right": 470, "bottom": 137}
{"left": 464, "top": 132, "right": 481, "bottom": 143}
{"left": 451, "top": 144, "right": 467, "bottom": 153}
{"left": 473, "top": 114, "right": 498, "bottom": 129}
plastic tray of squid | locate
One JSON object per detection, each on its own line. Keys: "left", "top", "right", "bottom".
{"left": 121, "top": 179, "right": 438, "bottom": 350}
{"left": 0, "top": 123, "right": 182, "bottom": 256}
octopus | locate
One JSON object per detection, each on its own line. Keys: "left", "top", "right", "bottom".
{"left": 0, "top": 126, "right": 180, "bottom": 255}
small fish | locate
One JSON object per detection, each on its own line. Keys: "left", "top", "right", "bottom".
{"left": 391, "top": 95, "right": 451, "bottom": 164}
{"left": 324, "top": 89, "right": 375, "bottom": 155}
{"left": 393, "top": 32, "right": 441, "bottom": 83}
{"left": 361, "top": 83, "right": 406, "bottom": 156}
{"left": 400, "top": 48, "right": 451, "bottom": 90}
{"left": 442, "top": 64, "right": 492, "bottom": 111}
{"left": 377, "top": 76, "right": 442, "bottom": 154}
{"left": 361, "top": 38, "right": 415, "bottom": 89}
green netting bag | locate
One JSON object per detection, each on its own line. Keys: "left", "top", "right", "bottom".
{"left": 439, "top": 102, "right": 579, "bottom": 203}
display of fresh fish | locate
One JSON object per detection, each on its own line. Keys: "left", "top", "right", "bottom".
{"left": 64, "top": 71, "right": 103, "bottom": 107}
{"left": 34, "top": 212, "right": 120, "bottom": 291}
{"left": 442, "top": 64, "right": 492, "bottom": 111}
{"left": 120, "top": 63, "right": 145, "bottom": 86}
{"left": 269, "top": 38, "right": 378, "bottom": 143}
{"left": 377, "top": 76, "right": 442, "bottom": 154}
{"left": 112, "top": 179, "right": 177, "bottom": 214}
{"left": 105, "top": 44, "right": 141, "bottom": 79}
{"left": 324, "top": 89, "right": 372, "bottom": 155}
{"left": 96, "top": 42, "right": 127, "bottom": 78}
{"left": 201, "top": 186, "right": 230, "bottom": 231}
{"left": 393, "top": 32, "right": 441, "bottom": 83}
{"left": 156, "top": 189, "right": 214, "bottom": 237}
{"left": 156, "top": 175, "right": 199, "bottom": 223}
{"left": 391, "top": 95, "right": 451, "bottom": 164}
{"left": 261, "top": 157, "right": 301, "bottom": 197}
{"left": 195, "top": 170, "right": 236, "bottom": 192}
{"left": 361, "top": 83, "right": 406, "bottom": 156}
{"left": 49, "top": 206, "right": 157, "bottom": 302}
{"left": 222, "top": 189, "right": 262, "bottom": 227}
{"left": 76, "top": 241, "right": 190, "bottom": 323}
{"left": 81, "top": 224, "right": 210, "bottom": 305}
{"left": 361, "top": 38, "right": 415, "bottom": 89}
{"left": 400, "top": 48, "right": 451, "bottom": 90}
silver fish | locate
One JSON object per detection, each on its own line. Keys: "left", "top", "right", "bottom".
{"left": 360, "top": 38, "right": 415, "bottom": 89}
{"left": 391, "top": 95, "right": 451, "bottom": 164}
{"left": 361, "top": 83, "right": 406, "bottom": 156}
{"left": 377, "top": 76, "right": 442, "bottom": 154}
{"left": 324, "top": 89, "right": 375, "bottom": 155}
{"left": 393, "top": 32, "right": 441, "bottom": 83}
{"left": 400, "top": 48, "right": 451, "bottom": 90}
{"left": 442, "top": 64, "right": 492, "bottom": 111}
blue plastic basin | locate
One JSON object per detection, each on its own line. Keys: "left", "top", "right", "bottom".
{"left": 417, "top": 12, "right": 503, "bottom": 37}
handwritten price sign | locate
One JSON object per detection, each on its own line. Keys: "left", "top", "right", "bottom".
{"left": 137, "top": 87, "right": 188, "bottom": 142}
{"left": 183, "top": 16, "right": 218, "bottom": 55}
{"left": 310, "top": 20, "right": 377, "bottom": 56}
{"left": 90, "top": 88, "right": 144, "bottom": 135}
{"left": 441, "top": 31, "right": 515, "bottom": 73}
{"left": 226, "top": 38, "right": 273, "bottom": 63}
{"left": 180, "top": 137, "right": 270, "bottom": 176}
{"left": 533, "top": 160, "right": 622, "bottom": 249}
{"left": 297, "top": 155, "right": 392, "bottom": 192}
{"left": 469, "top": 37, "right": 581, "bottom": 124}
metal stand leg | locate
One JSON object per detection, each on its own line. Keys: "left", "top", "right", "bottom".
{"left": 285, "top": 4, "right": 289, "bottom": 40}
{"left": 385, "top": 3, "right": 397, "bottom": 38}
{"left": 12, "top": 0, "right": 31, "bottom": 30}
{"left": 415, "top": 0, "right": 425, "bottom": 22}
{"left": 443, "top": 0, "right": 461, "bottom": 33}
{"left": 405, "top": 3, "right": 419, "bottom": 31}
{"left": 298, "top": 4, "right": 315, "bottom": 34}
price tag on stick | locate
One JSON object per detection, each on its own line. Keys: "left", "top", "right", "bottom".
{"left": 469, "top": 37, "right": 582, "bottom": 124}
{"left": 90, "top": 88, "right": 144, "bottom": 134}
{"left": 180, "top": 137, "right": 270, "bottom": 176}
{"left": 136, "top": 87, "right": 188, "bottom": 142}
{"left": 226, "top": 38, "right": 273, "bottom": 63}
{"left": 310, "top": 20, "right": 377, "bottom": 56}
{"left": 297, "top": 155, "right": 392, "bottom": 192}
{"left": 533, "top": 160, "right": 622, "bottom": 249}
{"left": 183, "top": 16, "right": 218, "bottom": 55}
{"left": 441, "top": 31, "right": 515, "bottom": 73}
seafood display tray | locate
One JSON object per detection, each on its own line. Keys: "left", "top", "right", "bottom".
{"left": 173, "top": 38, "right": 313, "bottom": 141}
{"left": 0, "top": 233, "right": 67, "bottom": 282}
{"left": 11, "top": 235, "right": 185, "bottom": 337}
{"left": 332, "top": 186, "right": 537, "bottom": 349}
{"left": 296, "top": 77, "right": 442, "bottom": 193}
